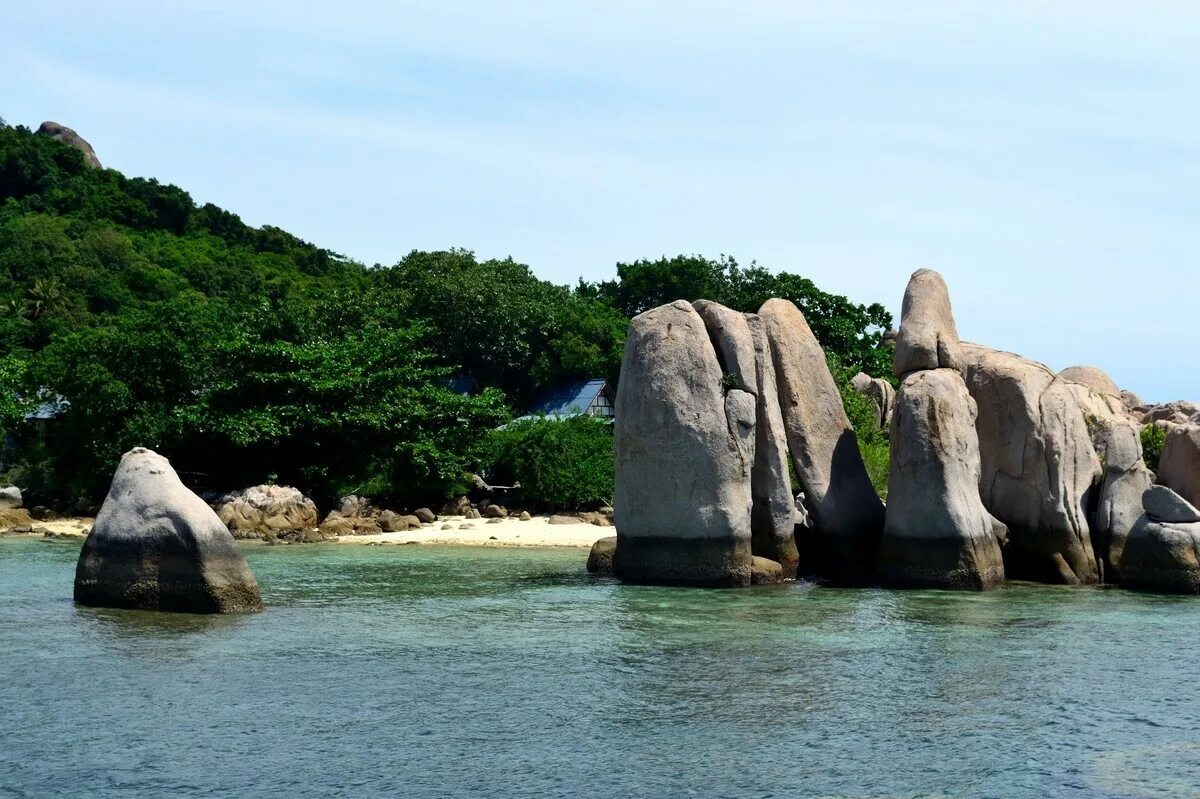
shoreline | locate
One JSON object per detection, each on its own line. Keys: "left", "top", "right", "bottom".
{"left": 2, "top": 514, "right": 607, "bottom": 550}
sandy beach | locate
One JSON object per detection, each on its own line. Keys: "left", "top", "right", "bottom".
{"left": 4, "top": 514, "right": 607, "bottom": 549}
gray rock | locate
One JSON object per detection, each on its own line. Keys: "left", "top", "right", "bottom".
{"left": 414, "top": 507, "right": 437, "bottom": 523}
{"left": 37, "top": 121, "right": 102, "bottom": 168}
{"left": 850, "top": 371, "right": 897, "bottom": 430}
{"left": 747, "top": 313, "right": 798, "bottom": 577}
{"left": 877, "top": 369, "right": 1006, "bottom": 590}
{"left": 466, "top": 508, "right": 482, "bottom": 520}
{"left": 1093, "top": 420, "right": 1155, "bottom": 580}
{"left": 1157, "top": 425, "right": 1200, "bottom": 508}
{"left": 586, "top": 536, "right": 617, "bottom": 575}
{"left": 74, "top": 448, "right": 262, "bottom": 613}
{"left": 1122, "top": 486, "right": 1200, "bottom": 594}
{"left": 614, "top": 300, "right": 753, "bottom": 587}
{"left": 1058, "top": 365, "right": 1121, "bottom": 398}
{"left": 548, "top": 515, "right": 583, "bottom": 525}
{"left": 1120, "top": 390, "right": 1145, "bottom": 412}
{"left": 759, "top": 298, "right": 883, "bottom": 583}
{"left": 518, "top": 511, "right": 531, "bottom": 521}
{"left": 893, "top": 269, "right": 963, "bottom": 377}
{"left": 403, "top": 514, "right": 422, "bottom": 529}
{"left": 482, "top": 504, "right": 508, "bottom": 519}
{"left": 378, "top": 510, "right": 409, "bottom": 532}
{"left": 961, "top": 344, "right": 1102, "bottom": 584}
{"left": 0, "top": 486, "right": 22, "bottom": 510}
{"left": 1140, "top": 401, "right": 1200, "bottom": 427}
{"left": 693, "top": 300, "right": 758, "bottom": 394}
{"left": 1143, "top": 485, "right": 1200, "bottom": 524}
{"left": 750, "top": 556, "right": 785, "bottom": 585}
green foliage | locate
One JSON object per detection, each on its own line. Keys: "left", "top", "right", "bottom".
{"left": 0, "top": 353, "right": 32, "bottom": 436}
{"left": 483, "top": 416, "right": 614, "bottom": 509}
{"left": 1141, "top": 424, "right": 1166, "bottom": 472}
{"left": 828, "top": 353, "right": 890, "bottom": 500}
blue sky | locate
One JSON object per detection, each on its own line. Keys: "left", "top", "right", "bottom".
{"left": 4, "top": 1, "right": 1198, "bottom": 401}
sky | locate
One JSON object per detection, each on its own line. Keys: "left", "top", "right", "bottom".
{"left": 3, "top": 1, "right": 1198, "bottom": 401}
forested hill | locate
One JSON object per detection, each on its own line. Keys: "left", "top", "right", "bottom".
{"left": 0, "top": 119, "right": 892, "bottom": 509}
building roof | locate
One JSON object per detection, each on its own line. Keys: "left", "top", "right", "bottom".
{"left": 527, "top": 379, "right": 611, "bottom": 418}
{"left": 442, "top": 375, "right": 480, "bottom": 396}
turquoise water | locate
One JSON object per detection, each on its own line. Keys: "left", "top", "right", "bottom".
{"left": 2, "top": 538, "right": 1200, "bottom": 798}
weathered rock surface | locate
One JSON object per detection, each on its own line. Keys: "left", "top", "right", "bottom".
{"left": 37, "top": 121, "right": 102, "bottom": 168}
{"left": 614, "top": 300, "right": 753, "bottom": 587}
{"left": 1157, "top": 425, "right": 1200, "bottom": 508}
{"left": 586, "top": 536, "right": 617, "bottom": 575}
{"left": 1092, "top": 419, "right": 1154, "bottom": 580}
{"left": 74, "top": 448, "right": 262, "bottom": 613}
{"left": 893, "top": 269, "right": 963, "bottom": 377}
{"left": 1121, "top": 487, "right": 1200, "bottom": 594}
{"left": 878, "top": 369, "right": 1006, "bottom": 589}
{"left": 750, "top": 556, "right": 785, "bottom": 585}
{"left": 1058, "top": 365, "right": 1122, "bottom": 398}
{"left": 0, "top": 486, "right": 21, "bottom": 510}
{"left": 960, "top": 344, "right": 1102, "bottom": 584}
{"left": 759, "top": 298, "right": 883, "bottom": 582}
{"left": 378, "top": 510, "right": 410, "bottom": 532}
{"left": 216, "top": 485, "right": 319, "bottom": 539}
{"left": 414, "top": 507, "right": 437, "bottom": 523}
{"left": 548, "top": 515, "right": 583, "bottom": 525}
{"left": 1120, "top": 390, "right": 1145, "bottom": 412}
{"left": 747, "top": 313, "right": 799, "bottom": 577}
{"left": 319, "top": 510, "right": 381, "bottom": 536}
{"left": 851, "top": 371, "right": 897, "bottom": 430}
{"left": 1138, "top": 401, "right": 1200, "bottom": 427}
{"left": 693, "top": 300, "right": 758, "bottom": 394}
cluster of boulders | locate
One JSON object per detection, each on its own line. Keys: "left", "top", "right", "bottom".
{"left": 605, "top": 270, "right": 1200, "bottom": 594}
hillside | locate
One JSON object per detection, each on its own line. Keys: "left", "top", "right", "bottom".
{"left": 0, "top": 120, "right": 892, "bottom": 509}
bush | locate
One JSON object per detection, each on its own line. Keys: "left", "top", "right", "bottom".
{"left": 1141, "top": 424, "right": 1166, "bottom": 472}
{"left": 483, "top": 415, "right": 614, "bottom": 510}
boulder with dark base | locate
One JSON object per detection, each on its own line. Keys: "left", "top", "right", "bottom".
{"left": 750, "top": 556, "right": 785, "bottom": 585}
{"left": 878, "top": 369, "right": 1006, "bottom": 590}
{"left": 961, "top": 344, "right": 1102, "bottom": 584}
{"left": 74, "top": 448, "right": 262, "bottom": 614}
{"left": 1121, "top": 487, "right": 1200, "bottom": 594}
{"left": 586, "top": 536, "right": 617, "bottom": 575}
{"left": 614, "top": 301, "right": 753, "bottom": 587}
{"left": 747, "top": 314, "right": 799, "bottom": 578}
{"left": 759, "top": 298, "right": 883, "bottom": 583}
{"left": 216, "top": 485, "right": 319, "bottom": 539}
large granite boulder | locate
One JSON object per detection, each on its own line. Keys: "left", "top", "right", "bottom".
{"left": 961, "top": 344, "right": 1102, "bottom": 584}
{"left": 216, "top": 485, "right": 319, "bottom": 539}
{"left": 1121, "top": 486, "right": 1200, "bottom": 594}
{"left": 613, "top": 301, "right": 753, "bottom": 587}
{"left": 747, "top": 313, "right": 799, "bottom": 578}
{"left": 850, "top": 371, "right": 896, "bottom": 430}
{"left": 893, "top": 269, "right": 963, "bottom": 377}
{"left": 586, "top": 536, "right": 617, "bottom": 575}
{"left": 74, "top": 448, "right": 262, "bottom": 613}
{"left": 1058, "top": 365, "right": 1121, "bottom": 398}
{"left": 1157, "top": 424, "right": 1200, "bottom": 508}
{"left": 0, "top": 486, "right": 21, "bottom": 510}
{"left": 877, "top": 369, "right": 1006, "bottom": 589}
{"left": 1138, "top": 401, "right": 1200, "bottom": 427}
{"left": 1092, "top": 419, "right": 1155, "bottom": 581}
{"left": 37, "top": 121, "right": 102, "bottom": 168}
{"left": 759, "top": 298, "right": 884, "bottom": 582}
{"left": 693, "top": 300, "right": 758, "bottom": 394}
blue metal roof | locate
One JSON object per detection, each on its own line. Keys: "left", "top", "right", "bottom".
{"left": 527, "top": 379, "right": 610, "bottom": 417}
{"left": 442, "top": 375, "right": 479, "bottom": 396}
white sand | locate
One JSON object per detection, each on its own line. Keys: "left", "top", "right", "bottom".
{"left": 3, "top": 514, "right": 608, "bottom": 549}
{"left": 331, "top": 515, "right": 605, "bottom": 548}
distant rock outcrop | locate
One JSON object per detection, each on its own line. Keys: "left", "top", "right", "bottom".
{"left": 613, "top": 301, "right": 754, "bottom": 586}
{"left": 216, "top": 485, "right": 319, "bottom": 539}
{"left": 74, "top": 448, "right": 262, "bottom": 613}
{"left": 850, "top": 371, "right": 896, "bottom": 431}
{"left": 36, "top": 121, "right": 102, "bottom": 168}
{"left": 0, "top": 486, "right": 21, "bottom": 510}
{"left": 759, "top": 298, "right": 884, "bottom": 583}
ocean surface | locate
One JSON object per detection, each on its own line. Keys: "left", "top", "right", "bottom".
{"left": 2, "top": 537, "right": 1199, "bottom": 799}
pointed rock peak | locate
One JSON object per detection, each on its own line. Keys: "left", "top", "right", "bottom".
{"left": 894, "top": 268, "right": 962, "bottom": 378}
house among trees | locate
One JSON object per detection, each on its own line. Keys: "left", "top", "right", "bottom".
{"left": 525, "top": 379, "right": 615, "bottom": 421}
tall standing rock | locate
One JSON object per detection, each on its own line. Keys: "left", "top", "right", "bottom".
{"left": 36, "top": 121, "right": 102, "bottom": 168}
{"left": 747, "top": 314, "right": 799, "bottom": 577}
{"left": 893, "top": 268, "right": 963, "bottom": 376}
{"left": 758, "top": 298, "right": 883, "bottom": 582}
{"left": 878, "top": 369, "right": 1006, "bottom": 589}
{"left": 851, "top": 371, "right": 897, "bottom": 431}
{"left": 1121, "top": 486, "right": 1200, "bottom": 594}
{"left": 74, "top": 448, "right": 263, "bottom": 613}
{"left": 693, "top": 300, "right": 758, "bottom": 395}
{"left": 961, "top": 344, "right": 1102, "bottom": 584}
{"left": 1092, "top": 419, "right": 1154, "bottom": 580}
{"left": 614, "top": 301, "right": 754, "bottom": 587}
{"left": 1157, "top": 424, "right": 1200, "bottom": 508}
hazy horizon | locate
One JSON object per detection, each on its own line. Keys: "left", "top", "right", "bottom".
{"left": 4, "top": 1, "right": 1197, "bottom": 402}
